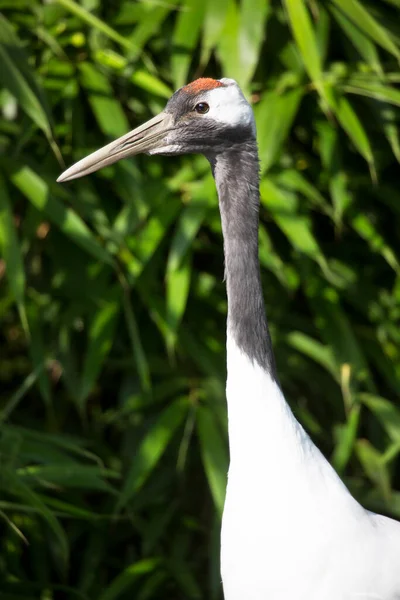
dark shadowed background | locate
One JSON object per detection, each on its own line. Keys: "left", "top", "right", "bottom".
{"left": 1, "top": 0, "right": 400, "bottom": 598}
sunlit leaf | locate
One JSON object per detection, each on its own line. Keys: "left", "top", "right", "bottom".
{"left": 172, "top": 0, "right": 206, "bottom": 88}
{"left": 330, "top": 0, "right": 400, "bottom": 60}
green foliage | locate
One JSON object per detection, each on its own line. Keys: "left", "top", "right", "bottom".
{"left": 1, "top": 0, "right": 400, "bottom": 597}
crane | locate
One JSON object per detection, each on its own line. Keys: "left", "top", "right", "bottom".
{"left": 58, "top": 77, "right": 400, "bottom": 599}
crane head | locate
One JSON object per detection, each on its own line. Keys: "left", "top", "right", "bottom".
{"left": 57, "top": 78, "right": 256, "bottom": 182}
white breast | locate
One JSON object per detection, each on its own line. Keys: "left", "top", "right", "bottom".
{"left": 221, "top": 333, "right": 400, "bottom": 600}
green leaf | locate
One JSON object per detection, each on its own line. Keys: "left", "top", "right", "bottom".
{"left": 304, "top": 279, "right": 373, "bottom": 394}
{"left": 17, "top": 464, "right": 118, "bottom": 493}
{"left": 3, "top": 468, "right": 69, "bottom": 571}
{"left": 9, "top": 166, "right": 114, "bottom": 266}
{"left": 79, "top": 297, "right": 120, "bottom": 408}
{"left": 283, "top": 0, "right": 324, "bottom": 96}
{"left": 331, "top": 94, "right": 375, "bottom": 175}
{"left": 286, "top": 331, "right": 337, "bottom": 379}
{"left": 121, "top": 288, "right": 152, "bottom": 393}
{"left": 98, "top": 559, "right": 163, "bottom": 600}
{"left": 255, "top": 85, "right": 303, "bottom": 174}
{"left": 238, "top": 0, "right": 270, "bottom": 88}
{"left": 317, "top": 121, "right": 353, "bottom": 226}
{"left": 330, "top": 5, "right": 382, "bottom": 74}
{"left": 341, "top": 80, "right": 400, "bottom": 108}
{"left": 351, "top": 213, "right": 399, "bottom": 273}
{"left": 260, "top": 178, "right": 321, "bottom": 258}
{"left": 26, "top": 303, "right": 52, "bottom": 409}
{"left": 166, "top": 254, "right": 191, "bottom": 353}
{"left": 167, "top": 197, "right": 209, "bottom": 273}
{"left": 125, "top": 196, "right": 181, "bottom": 282}
{"left": 55, "top": 0, "right": 139, "bottom": 54}
{"left": 130, "top": 70, "right": 172, "bottom": 99}
{"left": 117, "top": 398, "right": 187, "bottom": 510}
{"left": 215, "top": 0, "right": 242, "bottom": 85}
{"left": 360, "top": 394, "right": 400, "bottom": 443}
{"left": 0, "top": 172, "right": 25, "bottom": 308}
{"left": 172, "top": 0, "right": 206, "bottom": 88}
{"left": 273, "top": 169, "right": 330, "bottom": 214}
{"left": 330, "top": 0, "right": 400, "bottom": 60}
{"left": 201, "top": 0, "right": 231, "bottom": 65}
{"left": 332, "top": 403, "right": 361, "bottom": 473}
{"left": 128, "top": 4, "right": 170, "bottom": 61}
{"left": 0, "top": 15, "right": 53, "bottom": 138}
{"left": 356, "top": 439, "right": 392, "bottom": 502}
{"left": 196, "top": 405, "right": 228, "bottom": 516}
{"left": 79, "top": 63, "right": 129, "bottom": 138}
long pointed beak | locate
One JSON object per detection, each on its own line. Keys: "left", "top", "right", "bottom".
{"left": 57, "top": 112, "right": 173, "bottom": 183}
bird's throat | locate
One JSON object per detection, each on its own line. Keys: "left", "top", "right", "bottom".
{"left": 209, "top": 143, "right": 277, "bottom": 379}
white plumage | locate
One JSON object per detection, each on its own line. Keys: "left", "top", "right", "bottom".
{"left": 222, "top": 333, "right": 400, "bottom": 599}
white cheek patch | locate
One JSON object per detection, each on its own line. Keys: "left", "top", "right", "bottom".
{"left": 204, "top": 81, "right": 256, "bottom": 136}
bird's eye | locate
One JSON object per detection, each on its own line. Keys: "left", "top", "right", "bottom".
{"left": 194, "top": 102, "right": 210, "bottom": 115}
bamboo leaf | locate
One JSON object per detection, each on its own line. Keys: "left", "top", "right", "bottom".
{"left": 283, "top": 0, "right": 323, "bottom": 88}
{"left": 0, "top": 172, "right": 25, "bottom": 308}
{"left": 79, "top": 63, "right": 129, "bottom": 137}
{"left": 55, "top": 0, "right": 139, "bottom": 54}
{"left": 360, "top": 394, "right": 400, "bottom": 443}
{"left": 215, "top": 0, "right": 242, "bottom": 86}
{"left": 117, "top": 398, "right": 187, "bottom": 510}
{"left": 98, "top": 559, "right": 163, "bottom": 600}
{"left": 196, "top": 405, "right": 228, "bottom": 516}
{"left": 3, "top": 468, "right": 69, "bottom": 571}
{"left": 255, "top": 85, "right": 303, "bottom": 174}
{"left": 330, "top": 0, "right": 400, "bottom": 60}
{"left": 172, "top": 0, "right": 206, "bottom": 89}
{"left": 286, "top": 331, "right": 338, "bottom": 379}
{"left": 238, "top": 0, "right": 270, "bottom": 87}
{"left": 330, "top": 5, "right": 382, "bottom": 74}
{"left": 332, "top": 403, "right": 361, "bottom": 473}
{"left": 79, "top": 298, "right": 120, "bottom": 408}
{"left": 166, "top": 254, "right": 191, "bottom": 353}
{"left": 0, "top": 15, "right": 53, "bottom": 138}
{"left": 331, "top": 95, "right": 375, "bottom": 174}
{"left": 9, "top": 166, "right": 114, "bottom": 266}
{"left": 356, "top": 439, "right": 392, "bottom": 502}
{"left": 260, "top": 179, "right": 321, "bottom": 258}
{"left": 201, "top": 0, "right": 231, "bottom": 65}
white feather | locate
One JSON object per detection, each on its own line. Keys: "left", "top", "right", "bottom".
{"left": 221, "top": 332, "right": 400, "bottom": 600}
{"left": 204, "top": 80, "right": 256, "bottom": 135}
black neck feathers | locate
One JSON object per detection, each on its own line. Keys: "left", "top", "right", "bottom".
{"left": 208, "top": 141, "right": 277, "bottom": 380}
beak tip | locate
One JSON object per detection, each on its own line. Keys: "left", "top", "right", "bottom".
{"left": 57, "top": 169, "right": 74, "bottom": 183}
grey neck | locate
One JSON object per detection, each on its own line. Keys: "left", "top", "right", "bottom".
{"left": 208, "top": 141, "right": 277, "bottom": 380}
